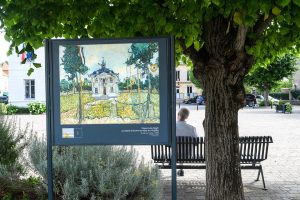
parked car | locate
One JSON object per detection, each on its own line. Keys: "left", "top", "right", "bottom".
{"left": 196, "top": 95, "right": 205, "bottom": 105}
{"left": 0, "top": 95, "right": 8, "bottom": 104}
{"left": 245, "top": 94, "right": 256, "bottom": 107}
{"left": 183, "top": 95, "right": 205, "bottom": 105}
{"left": 268, "top": 96, "right": 279, "bottom": 105}
{"left": 256, "top": 95, "right": 264, "bottom": 103}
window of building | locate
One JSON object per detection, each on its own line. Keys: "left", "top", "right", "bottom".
{"left": 110, "top": 77, "right": 113, "bottom": 83}
{"left": 187, "top": 71, "right": 190, "bottom": 81}
{"left": 95, "top": 88, "right": 98, "bottom": 94}
{"left": 25, "top": 79, "right": 35, "bottom": 99}
{"left": 187, "top": 86, "right": 192, "bottom": 96}
{"left": 176, "top": 87, "right": 180, "bottom": 94}
{"left": 110, "top": 87, "right": 114, "bottom": 93}
{"left": 176, "top": 71, "right": 180, "bottom": 81}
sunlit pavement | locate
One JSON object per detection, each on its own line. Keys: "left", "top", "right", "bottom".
{"left": 14, "top": 105, "right": 300, "bottom": 200}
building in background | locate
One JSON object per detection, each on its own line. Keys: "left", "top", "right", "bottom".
{"left": 0, "top": 61, "right": 9, "bottom": 96}
{"left": 176, "top": 64, "right": 202, "bottom": 101}
{"left": 8, "top": 48, "right": 45, "bottom": 107}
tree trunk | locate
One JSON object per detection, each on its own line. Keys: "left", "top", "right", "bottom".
{"left": 181, "top": 16, "right": 254, "bottom": 199}
{"left": 204, "top": 65, "right": 244, "bottom": 200}
{"left": 263, "top": 86, "right": 269, "bottom": 106}
{"left": 76, "top": 74, "right": 83, "bottom": 124}
{"left": 147, "top": 68, "right": 151, "bottom": 118}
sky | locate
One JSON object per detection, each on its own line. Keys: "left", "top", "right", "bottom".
{"left": 0, "top": 31, "right": 10, "bottom": 63}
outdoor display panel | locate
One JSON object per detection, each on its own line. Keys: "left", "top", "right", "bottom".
{"left": 46, "top": 37, "right": 174, "bottom": 145}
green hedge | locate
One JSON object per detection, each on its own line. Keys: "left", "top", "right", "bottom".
{"left": 291, "top": 89, "right": 300, "bottom": 100}
{"left": 4, "top": 103, "right": 46, "bottom": 115}
{"left": 6, "top": 105, "right": 30, "bottom": 115}
{"left": 269, "top": 93, "right": 289, "bottom": 100}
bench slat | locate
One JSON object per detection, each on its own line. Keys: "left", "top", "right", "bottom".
{"left": 152, "top": 136, "right": 273, "bottom": 166}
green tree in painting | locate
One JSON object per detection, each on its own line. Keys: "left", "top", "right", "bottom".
{"left": 126, "top": 43, "right": 158, "bottom": 119}
{"left": 245, "top": 54, "right": 297, "bottom": 105}
{"left": 3, "top": 1, "right": 300, "bottom": 198}
{"left": 144, "top": 74, "right": 159, "bottom": 92}
{"left": 60, "top": 79, "right": 72, "bottom": 93}
{"left": 61, "top": 45, "right": 88, "bottom": 123}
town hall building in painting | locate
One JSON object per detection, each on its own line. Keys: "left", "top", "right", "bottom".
{"left": 89, "top": 58, "right": 120, "bottom": 100}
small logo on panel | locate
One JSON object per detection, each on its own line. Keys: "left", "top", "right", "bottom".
{"left": 62, "top": 128, "right": 74, "bottom": 138}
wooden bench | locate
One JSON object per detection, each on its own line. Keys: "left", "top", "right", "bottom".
{"left": 151, "top": 136, "right": 273, "bottom": 190}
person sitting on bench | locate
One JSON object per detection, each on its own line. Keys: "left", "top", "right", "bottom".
{"left": 176, "top": 108, "right": 199, "bottom": 176}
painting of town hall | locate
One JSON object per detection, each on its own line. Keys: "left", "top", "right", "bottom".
{"left": 59, "top": 43, "right": 160, "bottom": 124}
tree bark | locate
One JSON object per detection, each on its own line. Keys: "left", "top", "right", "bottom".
{"left": 181, "top": 16, "right": 252, "bottom": 200}
{"left": 264, "top": 88, "right": 269, "bottom": 106}
{"left": 203, "top": 63, "right": 244, "bottom": 199}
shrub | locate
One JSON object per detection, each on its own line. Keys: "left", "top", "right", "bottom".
{"left": 6, "top": 105, "right": 30, "bottom": 115}
{"left": 28, "top": 102, "right": 46, "bottom": 114}
{"left": 285, "top": 102, "right": 292, "bottom": 113}
{"left": 0, "top": 114, "right": 28, "bottom": 175}
{"left": 0, "top": 103, "right": 7, "bottom": 114}
{"left": 29, "top": 138, "right": 161, "bottom": 200}
{"left": 258, "top": 100, "right": 272, "bottom": 107}
{"left": 0, "top": 114, "right": 46, "bottom": 199}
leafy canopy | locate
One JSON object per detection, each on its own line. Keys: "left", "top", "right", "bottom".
{"left": 1, "top": 0, "right": 300, "bottom": 70}
{"left": 245, "top": 54, "right": 297, "bottom": 91}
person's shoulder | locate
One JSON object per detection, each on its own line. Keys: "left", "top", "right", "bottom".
{"left": 185, "top": 123, "right": 196, "bottom": 129}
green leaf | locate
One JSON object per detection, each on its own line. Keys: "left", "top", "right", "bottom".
{"left": 194, "top": 41, "right": 200, "bottom": 51}
{"left": 19, "top": 48, "right": 25, "bottom": 54}
{"left": 233, "top": 12, "right": 243, "bottom": 25}
{"left": 33, "top": 63, "right": 42, "bottom": 68}
{"left": 15, "top": 46, "right": 19, "bottom": 54}
{"left": 272, "top": 6, "right": 281, "bottom": 15}
{"left": 264, "top": 13, "right": 269, "bottom": 21}
{"left": 293, "top": 14, "right": 300, "bottom": 27}
{"left": 181, "top": 56, "right": 187, "bottom": 64}
{"left": 280, "top": 27, "right": 289, "bottom": 35}
{"left": 226, "top": 21, "right": 230, "bottom": 34}
{"left": 293, "top": 0, "right": 300, "bottom": 7}
{"left": 185, "top": 36, "right": 194, "bottom": 48}
{"left": 165, "top": 23, "right": 173, "bottom": 33}
{"left": 211, "top": 0, "right": 221, "bottom": 6}
{"left": 277, "top": 0, "right": 291, "bottom": 7}
{"left": 21, "top": 58, "right": 27, "bottom": 64}
{"left": 27, "top": 68, "right": 34, "bottom": 76}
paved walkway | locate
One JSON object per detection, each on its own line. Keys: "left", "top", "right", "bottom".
{"left": 160, "top": 105, "right": 300, "bottom": 200}
{"left": 13, "top": 105, "right": 300, "bottom": 199}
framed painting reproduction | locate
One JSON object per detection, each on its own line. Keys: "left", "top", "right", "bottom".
{"left": 45, "top": 37, "right": 175, "bottom": 145}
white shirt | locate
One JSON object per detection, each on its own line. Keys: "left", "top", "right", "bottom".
{"left": 176, "top": 121, "right": 198, "bottom": 137}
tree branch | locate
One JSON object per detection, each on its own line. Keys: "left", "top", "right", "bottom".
{"left": 253, "top": 13, "right": 274, "bottom": 37}
{"left": 177, "top": 38, "right": 206, "bottom": 66}
{"left": 234, "top": 24, "right": 248, "bottom": 52}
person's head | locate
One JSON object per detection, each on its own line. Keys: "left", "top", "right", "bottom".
{"left": 177, "top": 108, "right": 190, "bottom": 121}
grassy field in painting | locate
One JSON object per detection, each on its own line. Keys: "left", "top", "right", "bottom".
{"left": 60, "top": 92, "right": 160, "bottom": 124}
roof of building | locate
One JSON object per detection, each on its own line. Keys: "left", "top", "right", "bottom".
{"left": 90, "top": 58, "right": 118, "bottom": 77}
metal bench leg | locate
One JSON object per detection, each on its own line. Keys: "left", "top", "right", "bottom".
{"left": 259, "top": 167, "right": 267, "bottom": 190}
{"left": 256, "top": 167, "right": 261, "bottom": 181}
